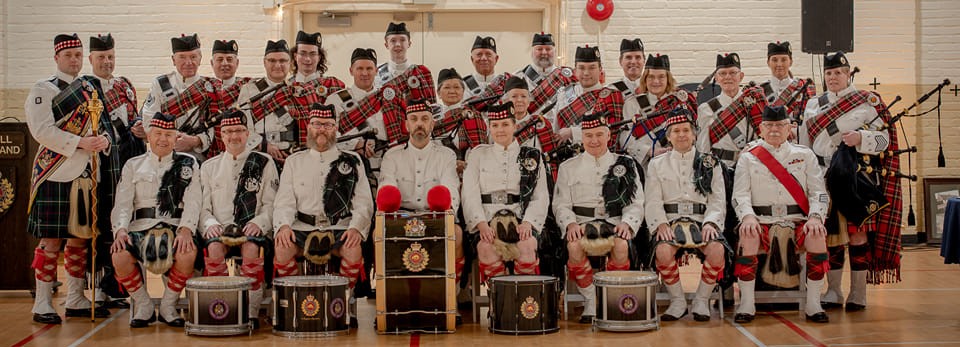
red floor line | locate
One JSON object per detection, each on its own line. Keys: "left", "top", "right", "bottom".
{"left": 410, "top": 333, "right": 420, "bottom": 347}
{"left": 766, "top": 312, "right": 827, "bottom": 347}
{"left": 11, "top": 322, "right": 57, "bottom": 347}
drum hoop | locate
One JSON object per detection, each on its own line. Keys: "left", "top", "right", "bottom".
{"left": 273, "top": 275, "right": 349, "bottom": 287}
{"left": 593, "top": 271, "right": 659, "bottom": 286}
{"left": 489, "top": 275, "right": 557, "bottom": 284}
{"left": 186, "top": 276, "right": 254, "bottom": 289}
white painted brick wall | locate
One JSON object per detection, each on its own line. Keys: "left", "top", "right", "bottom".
{"left": 914, "top": 0, "right": 960, "bottom": 235}
{"left": 2, "top": 0, "right": 281, "bottom": 90}
{"left": 562, "top": 0, "right": 916, "bottom": 87}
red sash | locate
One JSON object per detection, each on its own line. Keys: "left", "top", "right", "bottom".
{"left": 747, "top": 145, "right": 810, "bottom": 215}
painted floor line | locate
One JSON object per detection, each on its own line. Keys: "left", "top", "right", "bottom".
{"left": 66, "top": 309, "right": 127, "bottom": 347}
{"left": 726, "top": 317, "right": 768, "bottom": 347}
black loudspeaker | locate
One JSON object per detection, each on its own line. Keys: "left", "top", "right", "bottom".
{"left": 801, "top": 0, "right": 854, "bottom": 54}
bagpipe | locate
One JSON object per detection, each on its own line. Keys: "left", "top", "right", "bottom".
{"left": 179, "top": 81, "right": 286, "bottom": 137}
{"left": 826, "top": 79, "right": 950, "bottom": 227}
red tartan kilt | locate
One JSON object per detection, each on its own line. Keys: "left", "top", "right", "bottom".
{"left": 27, "top": 180, "right": 78, "bottom": 239}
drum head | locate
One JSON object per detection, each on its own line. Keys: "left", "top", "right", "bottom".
{"left": 187, "top": 276, "right": 254, "bottom": 289}
{"left": 273, "top": 275, "right": 348, "bottom": 287}
{"left": 594, "top": 270, "right": 659, "bottom": 286}
{"left": 491, "top": 275, "right": 557, "bottom": 284}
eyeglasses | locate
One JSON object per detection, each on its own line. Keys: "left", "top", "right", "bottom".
{"left": 308, "top": 122, "right": 337, "bottom": 130}
{"left": 761, "top": 122, "right": 791, "bottom": 129}
{"left": 222, "top": 129, "right": 248, "bottom": 135}
{"left": 297, "top": 51, "right": 319, "bottom": 58}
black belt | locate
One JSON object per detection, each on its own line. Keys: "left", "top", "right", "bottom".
{"left": 711, "top": 148, "right": 738, "bottom": 162}
{"left": 297, "top": 211, "right": 352, "bottom": 226}
{"left": 135, "top": 207, "right": 182, "bottom": 220}
{"left": 297, "top": 212, "right": 321, "bottom": 226}
{"left": 573, "top": 206, "right": 617, "bottom": 218}
{"left": 753, "top": 205, "right": 803, "bottom": 216}
{"left": 663, "top": 203, "right": 707, "bottom": 215}
{"left": 481, "top": 193, "right": 522, "bottom": 205}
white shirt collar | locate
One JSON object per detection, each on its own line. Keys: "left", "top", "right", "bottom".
{"left": 473, "top": 72, "right": 496, "bottom": 83}
{"left": 670, "top": 147, "right": 696, "bottom": 160}
{"left": 308, "top": 146, "right": 340, "bottom": 161}
{"left": 148, "top": 150, "right": 174, "bottom": 164}
{"left": 389, "top": 60, "right": 409, "bottom": 73}
{"left": 219, "top": 76, "right": 237, "bottom": 87}
{"left": 55, "top": 70, "right": 78, "bottom": 83}
{"left": 583, "top": 83, "right": 603, "bottom": 92}
{"left": 828, "top": 84, "right": 857, "bottom": 102}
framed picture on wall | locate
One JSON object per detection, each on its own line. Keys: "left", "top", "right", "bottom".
{"left": 923, "top": 177, "right": 960, "bottom": 244}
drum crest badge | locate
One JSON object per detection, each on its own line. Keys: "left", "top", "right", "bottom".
{"left": 520, "top": 296, "right": 540, "bottom": 319}
{"left": 618, "top": 294, "right": 639, "bottom": 315}
{"left": 209, "top": 298, "right": 229, "bottom": 320}
{"left": 330, "top": 297, "right": 345, "bottom": 319}
{"left": 402, "top": 242, "right": 429, "bottom": 272}
{"left": 404, "top": 218, "right": 426, "bottom": 237}
{"left": 301, "top": 294, "right": 321, "bottom": 317}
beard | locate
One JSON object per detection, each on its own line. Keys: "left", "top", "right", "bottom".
{"left": 534, "top": 56, "right": 554, "bottom": 69}
{"left": 307, "top": 131, "right": 335, "bottom": 151}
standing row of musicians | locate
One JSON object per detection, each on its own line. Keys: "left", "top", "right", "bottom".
{"left": 25, "top": 22, "right": 901, "bottom": 332}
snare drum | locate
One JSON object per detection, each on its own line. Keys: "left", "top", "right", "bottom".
{"left": 184, "top": 276, "right": 253, "bottom": 336}
{"left": 593, "top": 271, "right": 659, "bottom": 332}
{"left": 488, "top": 275, "right": 559, "bottom": 335}
{"left": 272, "top": 275, "right": 350, "bottom": 337}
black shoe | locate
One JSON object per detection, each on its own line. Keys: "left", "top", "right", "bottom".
{"left": 130, "top": 312, "right": 157, "bottom": 328}
{"left": 250, "top": 318, "right": 260, "bottom": 330}
{"left": 660, "top": 310, "right": 688, "bottom": 321}
{"left": 98, "top": 299, "right": 130, "bottom": 309}
{"left": 578, "top": 315, "right": 594, "bottom": 324}
{"left": 33, "top": 313, "right": 62, "bottom": 324}
{"left": 455, "top": 315, "right": 463, "bottom": 326}
{"left": 692, "top": 313, "right": 710, "bottom": 322}
{"left": 805, "top": 312, "right": 829, "bottom": 323}
{"left": 159, "top": 315, "right": 185, "bottom": 327}
{"left": 350, "top": 317, "right": 358, "bottom": 328}
{"left": 734, "top": 313, "right": 754, "bottom": 323}
{"left": 821, "top": 301, "right": 843, "bottom": 309}
{"left": 845, "top": 303, "right": 866, "bottom": 312}
{"left": 65, "top": 307, "right": 111, "bottom": 318}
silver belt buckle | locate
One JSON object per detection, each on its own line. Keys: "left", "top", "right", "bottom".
{"left": 772, "top": 204, "right": 788, "bottom": 217}
{"left": 595, "top": 205, "right": 608, "bottom": 218}
{"left": 678, "top": 202, "right": 694, "bottom": 215}
{"left": 491, "top": 191, "right": 508, "bottom": 204}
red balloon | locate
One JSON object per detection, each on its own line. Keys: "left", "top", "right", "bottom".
{"left": 376, "top": 185, "right": 402, "bottom": 212}
{"left": 586, "top": 0, "right": 614, "bottom": 21}
{"left": 427, "top": 185, "right": 452, "bottom": 212}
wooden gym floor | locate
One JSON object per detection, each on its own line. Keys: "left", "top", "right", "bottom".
{"left": 2, "top": 246, "right": 958, "bottom": 347}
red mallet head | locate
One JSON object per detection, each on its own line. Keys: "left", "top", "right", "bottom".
{"left": 427, "top": 185, "right": 452, "bottom": 212}
{"left": 376, "top": 185, "right": 402, "bottom": 212}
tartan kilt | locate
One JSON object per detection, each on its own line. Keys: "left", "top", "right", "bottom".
{"left": 27, "top": 180, "right": 75, "bottom": 239}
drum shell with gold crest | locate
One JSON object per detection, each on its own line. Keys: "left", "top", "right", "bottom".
{"left": 593, "top": 270, "right": 660, "bottom": 332}
{"left": 374, "top": 211, "right": 456, "bottom": 334}
{"left": 184, "top": 276, "right": 253, "bottom": 336}
{"left": 272, "top": 275, "right": 350, "bottom": 337}
{"left": 488, "top": 275, "right": 559, "bottom": 335}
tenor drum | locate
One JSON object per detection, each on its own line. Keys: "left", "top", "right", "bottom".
{"left": 488, "top": 275, "right": 559, "bottom": 335}
{"left": 374, "top": 211, "right": 456, "bottom": 334}
{"left": 272, "top": 275, "right": 350, "bottom": 337}
{"left": 184, "top": 276, "right": 253, "bottom": 336}
{"left": 593, "top": 270, "right": 659, "bottom": 332}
